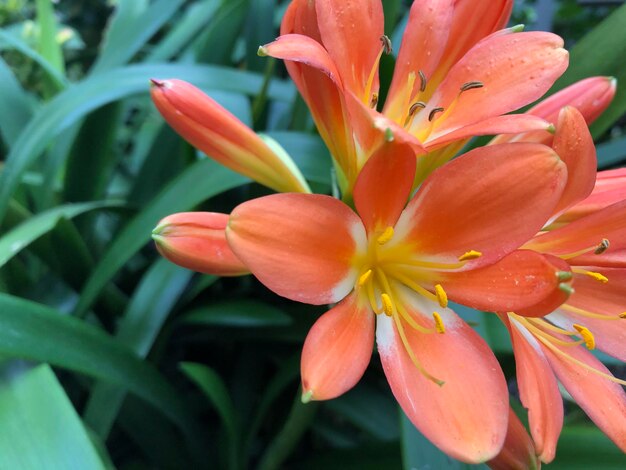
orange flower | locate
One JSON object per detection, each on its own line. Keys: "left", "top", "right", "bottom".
{"left": 150, "top": 79, "right": 310, "bottom": 194}
{"left": 224, "top": 138, "right": 571, "bottom": 462}
{"left": 260, "top": 0, "right": 568, "bottom": 196}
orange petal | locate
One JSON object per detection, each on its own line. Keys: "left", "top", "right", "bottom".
{"left": 384, "top": 0, "right": 454, "bottom": 120}
{"left": 440, "top": 250, "right": 569, "bottom": 315}
{"left": 152, "top": 212, "right": 249, "bottom": 276}
{"left": 487, "top": 408, "right": 541, "bottom": 470}
{"left": 301, "top": 293, "right": 374, "bottom": 401}
{"left": 281, "top": 0, "right": 321, "bottom": 41}
{"left": 550, "top": 107, "right": 597, "bottom": 218}
{"left": 150, "top": 79, "right": 309, "bottom": 193}
{"left": 314, "top": 0, "right": 384, "bottom": 101}
{"left": 396, "top": 143, "right": 567, "bottom": 267}
{"left": 543, "top": 340, "right": 626, "bottom": 453}
{"left": 377, "top": 292, "right": 508, "bottom": 463}
{"left": 504, "top": 314, "right": 563, "bottom": 463}
{"left": 418, "top": 32, "right": 568, "bottom": 142}
{"left": 526, "top": 200, "right": 626, "bottom": 256}
{"left": 353, "top": 141, "right": 416, "bottom": 233}
{"left": 226, "top": 194, "right": 365, "bottom": 305}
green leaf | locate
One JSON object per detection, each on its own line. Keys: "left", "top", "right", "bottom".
{"left": 35, "top": 0, "right": 65, "bottom": 75}
{"left": 0, "top": 363, "right": 105, "bottom": 470}
{"left": 244, "top": 0, "right": 277, "bottom": 72}
{"left": 0, "top": 201, "right": 122, "bottom": 269}
{"left": 0, "top": 56, "right": 35, "bottom": 148}
{"left": 550, "top": 4, "right": 626, "bottom": 138}
{"left": 183, "top": 299, "right": 292, "bottom": 327}
{"left": 597, "top": 136, "right": 626, "bottom": 169}
{"left": 268, "top": 131, "right": 333, "bottom": 186}
{"left": 549, "top": 425, "right": 626, "bottom": 469}
{"left": 0, "top": 294, "right": 197, "bottom": 437}
{"left": 195, "top": 0, "right": 250, "bottom": 65}
{"left": 91, "top": 0, "right": 185, "bottom": 74}
{"left": 85, "top": 259, "right": 193, "bottom": 438}
{"left": 72, "top": 160, "right": 247, "bottom": 317}
{"left": 0, "top": 62, "right": 292, "bottom": 223}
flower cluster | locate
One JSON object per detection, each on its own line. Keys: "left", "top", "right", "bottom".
{"left": 149, "top": 0, "right": 624, "bottom": 466}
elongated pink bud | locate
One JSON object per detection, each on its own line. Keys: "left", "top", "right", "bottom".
{"left": 150, "top": 79, "right": 310, "bottom": 194}
{"left": 152, "top": 212, "right": 249, "bottom": 276}
{"left": 492, "top": 76, "right": 616, "bottom": 145}
{"left": 488, "top": 408, "right": 541, "bottom": 470}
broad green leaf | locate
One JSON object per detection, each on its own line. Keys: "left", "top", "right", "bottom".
{"left": 35, "top": 0, "right": 65, "bottom": 74}
{"left": 146, "top": 0, "right": 221, "bottom": 62}
{"left": 0, "top": 57, "right": 35, "bottom": 148}
{"left": 244, "top": 0, "right": 277, "bottom": 72}
{"left": 91, "top": 0, "right": 185, "bottom": 74}
{"left": 182, "top": 299, "right": 292, "bottom": 327}
{"left": 401, "top": 412, "right": 486, "bottom": 469}
{"left": 268, "top": 131, "right": 333, "bottom": 186}
{"left": 0, "top": 363, "right": 105, "bottom": 470}
{"left": 0, "top": 201, "right": 122, "bottom": 269}
{"left": 195, "top": 0, "right": 250, "bottom": 65}
{"left": 85, "top": 259, "right": 193, "bottom": 438}
{"left": 0, "top": 294, "right": 197, "bottom": 438}
{"left": 550, "top": 425, "right": 626, "bottom": 469}
{"left": 0, "top": 62, "right": 292, "bottom": 222}
{"left": 550, "top": 4, "right": 626, "bottom": 138}
{"left": 72, "top": 160, "right": 247, "bottom": 317}
{"left": 180, "top": 363, "right": 239, "bottom": 469}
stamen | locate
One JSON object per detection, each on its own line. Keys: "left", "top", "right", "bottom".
{"left": 393, "top": 292, "right": 435, "bottom": 334}
{"left": 574, "top": 269, "right": 608, "bottom": 283}
{"left": 418, "top": 70, "right": 427, "bottom": 92}
{"left": 460, "top": 81, "right": 484, "bottom": 92}
{"left": 434, "top": 284, "right": 448, "bottom": 308}
{"left": 370, "top": 93, "right": 379, "bottom": 109}
{"left": 595, "top": 238, "right": 610, "bottom": 254}
{"left": 559, "top": 283, "right": 574, "bottom": 296}
{"left": 561, "top": 304, "right": 622, "bottom": 321}
{"left": 573, "top": 324, "right": 596, "bottom": 350}
{"left": 557, "top": 271, "right": 573, "bottom": 281}
{"left": 377, "top": 226, "right": 395, "bottom": 245}
{"left": 381, "top": 293, "right": 394, "bottom": 316}
{"left": 458, "top": 250, "right": 482, "bottom": 261}
{"left": 408, "top": 101, "right": 426, "bottom": 116}
{"left": 620, "top": 313, "right": 626, "bottom": 319}
{"left": 380, "top": 35, "right": 392, "bottom": 55}
{"left": 358, "top": 269, "right": 373, "bottom": 287}
{"left": 527, "top": 317, "right": 577, "bottom": 336}
{"left": 391, "top": 272, "right": 440, "bottom": 304}
{"left": 428, "top": 107, "right": 444, "bottom": 121}
{"left": 432, "top": 312, "right": 445, "bottom": 334}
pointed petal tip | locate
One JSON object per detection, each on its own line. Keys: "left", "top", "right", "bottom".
{"left": 301, "top": 390, "right": 314, "bottom": 404}
{"left": 511, "top": 24, "right": 525, "bottom": 32}
{"left": 257, "top": 45, "right": 269, "bottom": 57}
{"left": 149, "top": 78, "right": 164, "bottom": 87}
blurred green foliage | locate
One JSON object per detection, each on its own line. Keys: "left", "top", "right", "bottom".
{"left": 0, "top": 1, "right": 624, "bottom": 469}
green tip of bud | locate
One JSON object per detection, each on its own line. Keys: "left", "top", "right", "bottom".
{"left": 384, "top": 127, "right": 394, "bottom": 142}
{"left": 609, "top": 76, "right": 617, "bottom": 87}
{"left": 301, "top": 390, "right": 313, "bottom": 404}
{"left": 546, "top": 124, "right": 556, "bottom": 134}
{"left": 558, "top": 283, "right": 575, "bottom": 296}
{"left": 557, "top": 271, "right": 573, "bottom": 281}
{"left": 149, "top": 78, "right": 164, "bottom": 88}
{"left": 511, "top": 24, "right": 525, "bottom": 32}
{"left": 257, "top": 46, "right": 269, "bottom": 57}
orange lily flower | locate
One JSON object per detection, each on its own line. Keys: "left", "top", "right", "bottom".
{"left": 487, "top": 408, "right": 541, "bottom": 470}
{"left": 224, "top": 138, "right": 572, "bottom": 462}
{"left": 150, "top": 79, "right": 310, "bottom": 194}
{"left": 260, "top": 0, "right": 568, "bottom": 196}
{"left": 495, "top": 107, "right": 626, "bottom": 461}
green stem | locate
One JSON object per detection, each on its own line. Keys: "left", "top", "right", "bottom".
{"left": 251, "top": 57, "right": 276, "bottom": 128}
{"left": 256, "top": 389, "right": 318, "bottom": 470}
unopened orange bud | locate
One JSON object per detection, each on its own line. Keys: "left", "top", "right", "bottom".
{"left": 488, "top": 408, "right": 541, "bottom": 470}
{"left": 152, "top": 212, "right": 249, "bottom": 276}
{"left": 150, "top": 79, "right": 310, "bottom": 194}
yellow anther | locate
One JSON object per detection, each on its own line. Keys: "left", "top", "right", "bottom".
{"left": 381, "top": 293, "right": 394, "bottom": 317}
{"left": 377, "top": 226, "right": 395, "bottom": 245}
{"left": 358, "top": 269, "right": 373, "bottom": 287}
{"left": 620, "top": 313, "right": 626, "bottom": 319}
{"left": 458, "top": 250, "right": 482, "bottom": 261}
{"left": 432, "top": 312, "right": 445, "bottom": 334}
{"left": 434, "top": 284, "right": 448, "bottom": 308}
{"left": 573, "top": 324, "right": 596, "bottom": 350}
{"left": 370, "top": 93, "right": 379, "bottom": 109}
{"left": 584, "top": 271, "right": 608, "bottom": 283}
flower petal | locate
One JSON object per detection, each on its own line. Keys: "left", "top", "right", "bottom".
{"left": 384, "top": 0, "right": 454, "bottom": 120}
{"left": 314, "top": 0, "right": 384, "bottom": 101}
{"left": 504, "top": 315, "right": 563, "bottom": 463}
{"left": 152, "top": 212, "right": 249, "bottom": 276}
{"left": 353, "top": 141, "right": 416, "bottom": 233}
{"left": 376, "top": 292, "right": 508, "bottom": 463}
{"left": 417, "top": 31, "right": 568, "bottom": 142}
{"left": 440, "top": 250, "right": 569, "bottom": 315}
{"left": 526, "top": 200, "right": 626, "bottom": 257}
{"left": 227, "top": 194, "right": 366, "bottom": 304}
{"left": 543, "top": 340, "right": 626, "bottom": 453}
{"left": 550, "top": 107, "right": 597, "bottom": 218}
{"left": 396, "top": 143, "right": 567, "bottom": 266}
{"left": 487, "top": 408, "right": 541, "bottom": 470}
{"left": 150, "top": 79, "right": 309, "bottom": 193}
{"left": 301, "top": 293, "right": 374, "bottom": 401}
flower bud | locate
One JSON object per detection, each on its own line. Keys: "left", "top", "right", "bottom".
{"left": 488, "top": 408, "right": 541, "bottom": 470}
